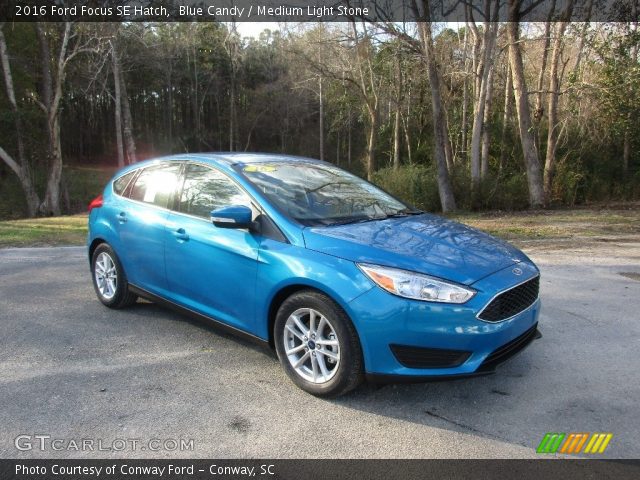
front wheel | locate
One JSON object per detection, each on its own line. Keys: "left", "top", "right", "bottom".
{"left": 91, "top": 243, "right": 137, "bottom": 309}
{"left": 274, "top": 290, "right": 363, "bottom": 397}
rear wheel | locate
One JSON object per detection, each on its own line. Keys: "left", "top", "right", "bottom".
{"left": 274, "top": 290, "right": 363, "bottom": 397}
{"left": 91, "top": 244, "right": 137, "bottom": 309}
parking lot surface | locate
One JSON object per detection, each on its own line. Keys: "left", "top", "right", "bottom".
{"left": 1, "top": 242, "right": 639, "bottom": 458}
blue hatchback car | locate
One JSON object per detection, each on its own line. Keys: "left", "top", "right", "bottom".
{"left": 88, "top": 153, "right": 541, "bottom": 396}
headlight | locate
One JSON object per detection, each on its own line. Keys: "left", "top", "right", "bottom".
{"left": 357, "top": 263, "right": 476, "bottom": 304}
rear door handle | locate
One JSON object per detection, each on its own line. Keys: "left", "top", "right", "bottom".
{"left": 173, "top": 228, "right": 189, "bottom": 241}
{"left": 117, "top": 212, "right": 127, "bottom": 223}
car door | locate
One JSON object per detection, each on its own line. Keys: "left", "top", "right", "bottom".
{"left": 164, "top": 163, "right": 260, "bottom": 333}
{"left": 115, "top": 162, "right": 181, "bottom": 294}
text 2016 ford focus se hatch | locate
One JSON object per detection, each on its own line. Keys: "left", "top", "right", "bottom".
{"left": 87, "top": 153, "right": 541, "bottom": 397}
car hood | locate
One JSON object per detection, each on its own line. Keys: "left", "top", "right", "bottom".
{"left": 303, "top": 214, "right": 529, "bottom": 285}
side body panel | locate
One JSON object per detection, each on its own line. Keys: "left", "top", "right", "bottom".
{"left": 163, "top": 212, "right": 260, "bottom": 333}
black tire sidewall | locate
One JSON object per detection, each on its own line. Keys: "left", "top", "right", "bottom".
{"left": 274, "top": 290, "right": 363, "bottom": 397}
{"left": 91, "top": 244, "right": 130, "bottom": 308}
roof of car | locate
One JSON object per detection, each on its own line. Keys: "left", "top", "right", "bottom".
{"left": 161, "top": 152, "right": 325, "bottom": 166}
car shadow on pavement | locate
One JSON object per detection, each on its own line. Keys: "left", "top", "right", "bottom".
{"left": 125, "top": 299, "right": 278, "bottom": 359}
{"left": 331, "top": 351, "right": 545, "bottom": 452}
{"left": 125, "top": 298, "right": 541, "bottom": 448}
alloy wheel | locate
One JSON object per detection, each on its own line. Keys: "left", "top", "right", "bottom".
{"left": 94, "top": 252, "right": 118, "bottom": 300}
{"left": 283, "top": 307, "right": 340, "bottom": 384}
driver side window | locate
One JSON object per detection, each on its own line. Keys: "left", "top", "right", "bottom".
{"left": 178, "top": 164, "right": 251, "bottom": 219}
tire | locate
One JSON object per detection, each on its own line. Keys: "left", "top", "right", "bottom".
{"left": 274, "top": 290, "right": 363, "bottom": 397}
{"left": 91, "top": 243, "right": 137, "bottom": 309}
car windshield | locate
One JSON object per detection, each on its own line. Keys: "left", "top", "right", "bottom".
{"left": 237, "top": 162, "right": 418, "bottom": 226}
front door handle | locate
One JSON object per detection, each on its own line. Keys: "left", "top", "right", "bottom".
{"left": 117, "top": 212, "right": 127, "bottom": 223}
{"left": 173, "top": 228, "right": 189, "bottom": 241}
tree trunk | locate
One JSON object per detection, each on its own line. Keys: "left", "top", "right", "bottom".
{"left": 393, "top": 109, "right": 402, "bottom": 170}
{"left": 167, "top": 67, "right": 173, "bottom": 146}
{"left": 416, "top": 15, "right": 456, "bottom": 212}
{"left": 119, "top": 62, "right": 137, "bottom": 164}
{"left": 192, "top": 41, "right": 201, "bottom": 147}
{"left": 507, "top": 7, "right": 545, "bottom": 208}
{"left": 623, "top": 127, "right": 630, "bottom": 178}
{"left": 43, "top": 115, "right": 64, "bottom": 216}
{"left": 319, "top": 76, "right": 324, "bottom": 161}
{"left": 461, "top": 26, "right": 470, "bottom": 159}
{"left": 468, "top": 1, "right": 498, "bottom": 202}
{"left": 443, "top": 110, "right": 454, "bottom": 173}
{"left": 534, "top": 0, "right": 556, "bottom": 123}
{"left": 350, "top": 20, "right": 379, "bottom": 180}
{"left": 499, "top": 61, "right": 514, "bottom": 172}
{"left": 112, "top": 42, "right": 125, "bottom": 168}
{"left": 0, "top": 25, "right": 40, "bottom": 216}
{"left": 366, "top": 107, "right": 377, "bottom": 180}
{"left": 470, "top": 24, "right": 497, "bottom": 195}
{"left": 481, "top": 64, "right": 495, "bottom": 179}
{"left": 571, "top": 0, "right": 593, "bottom": 79}
{"left": 544, "top": 12, "right": 573, "bottom": 202}
{"left": 347, "top": 108, "right": 352, "bottom": 167}
{"left": 37, "top": 22, "right": 72, "bottom": 216}
{"left": 393, "top": 51, "right": 403, "bottom": 170}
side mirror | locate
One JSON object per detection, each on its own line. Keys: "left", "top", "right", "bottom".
{"left": 210, "top": 205, "right": 254, "bottom": 229}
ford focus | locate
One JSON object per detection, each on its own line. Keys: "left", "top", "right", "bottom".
{"left": 87, "top": 153, "right": 541, "bottom": 397}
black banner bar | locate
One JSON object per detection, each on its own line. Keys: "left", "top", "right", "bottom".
{"left": 1, "top": 459, "right": 640, "bottom": 480}
{"left": 0, "top": 0, "right": 638, "bottom": 23}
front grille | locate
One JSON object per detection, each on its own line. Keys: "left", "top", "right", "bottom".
{"left": 478, "top": 323, "right": 538, "bottom": 372}
{"left": 390, "top": 344, "right": 471, "bottom": 369}
{"left": 478, "top": 276, "right": 540, "bottom": 322}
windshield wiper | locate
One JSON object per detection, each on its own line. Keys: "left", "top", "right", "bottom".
{"left": 382, "top": 209, "right": 424, "bottom": 219}
{"left": 325, "top": 216, "right": 381, "bottom": 226}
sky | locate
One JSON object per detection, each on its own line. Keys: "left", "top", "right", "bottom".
{"left": 235, "top": 22, "right": 282, "bottom": 38}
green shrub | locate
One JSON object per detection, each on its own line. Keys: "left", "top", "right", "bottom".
{"left": 371, "top": 164, "right": 441, "bottom": 211}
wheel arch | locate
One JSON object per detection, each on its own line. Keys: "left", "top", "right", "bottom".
{"left": 266, "top": 283, "right": 363, "bottom": 352}
{"left": 88, "top": 237, "right": 107, "bottom": 262}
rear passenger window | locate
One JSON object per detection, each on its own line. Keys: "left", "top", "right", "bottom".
{"left": 129, "top": 164, "right": 181, "bottom": 208}
{"left": 178, "top": 164, "right": 251, "bottom": 218}
{"left": 113, "top": 171, "right": 137, "bottom": 196}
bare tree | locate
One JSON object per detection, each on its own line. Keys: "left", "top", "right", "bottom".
{"left": 460, "top": 26, "right": 470, "bottom": 160}
{"left": 319, "top": 75, "right": 324, "bottom": 160}
{"left": 0, "top": 24, "right": 41, "bottom": 217}
{"left": 224, "top": 24, "right": 242, "bottom": 152}
{"left": 534, "top": 0, "right": 557, "bottom": 123}
{"left": 413, "top": 0, "right": 456, "bottom": 211}
{"left": 467, "top": 0, "right": 499, "bottom": 199}
{"left": 507, "top": 0, "right": 545, "bottom": 208}
{"left": 350, "top": 20, "right": 380, "bottom": 180}
{"left": 111, "top": 40, "right": 125, "bottom": 168}
{"left": 119, "top": 63, "right": 137, "bottom": 164}
{"left": 544, "top": 0, "right": 575, "bottom": 200}
{"left": 480, "top": 63, "right": 495, "bottom": 179}
{"left": 32, "top": 22, "right": 101, "bottom": 215}
{"left": 392, "top": 43, "right": 403, "bottom": 169}
{"left": 624, "top": 0, "right": 639, "bottom": 177}
{"left": 499, "top": 60, "right": 514, "bottom": 172}
{"left": 378, "top": 4, "right": 456, "bottom": 210}
{"left": 570, "top": 0, "right": 594, "bottom": 80}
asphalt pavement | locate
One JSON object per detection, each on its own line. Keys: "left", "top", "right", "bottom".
{"left": 1, "top": 242, "right": 639, "bottom": 458}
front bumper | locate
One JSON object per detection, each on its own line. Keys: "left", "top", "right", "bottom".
{"left": 346, "top": 262, "right": 541, "bottom": 378}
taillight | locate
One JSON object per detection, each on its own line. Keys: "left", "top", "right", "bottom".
{"left": 88, "top": 194, "right": 103, "bottom": 213}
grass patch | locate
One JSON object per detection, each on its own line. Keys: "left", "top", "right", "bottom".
{"left": 450, "top": 205, "right": 640, "bottom": 241}
{"left": 1, "top": 204, "right": 638, "bottom": 248}
{"left": 0, "top": 215, "right": 88, "bottom": 247}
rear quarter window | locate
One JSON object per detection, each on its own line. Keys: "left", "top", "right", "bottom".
{"left": 128, "top": 164, "right": 182, "bottom": 209}
{"left": 113, "top": 170, "right": 137, "bottom": 196}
